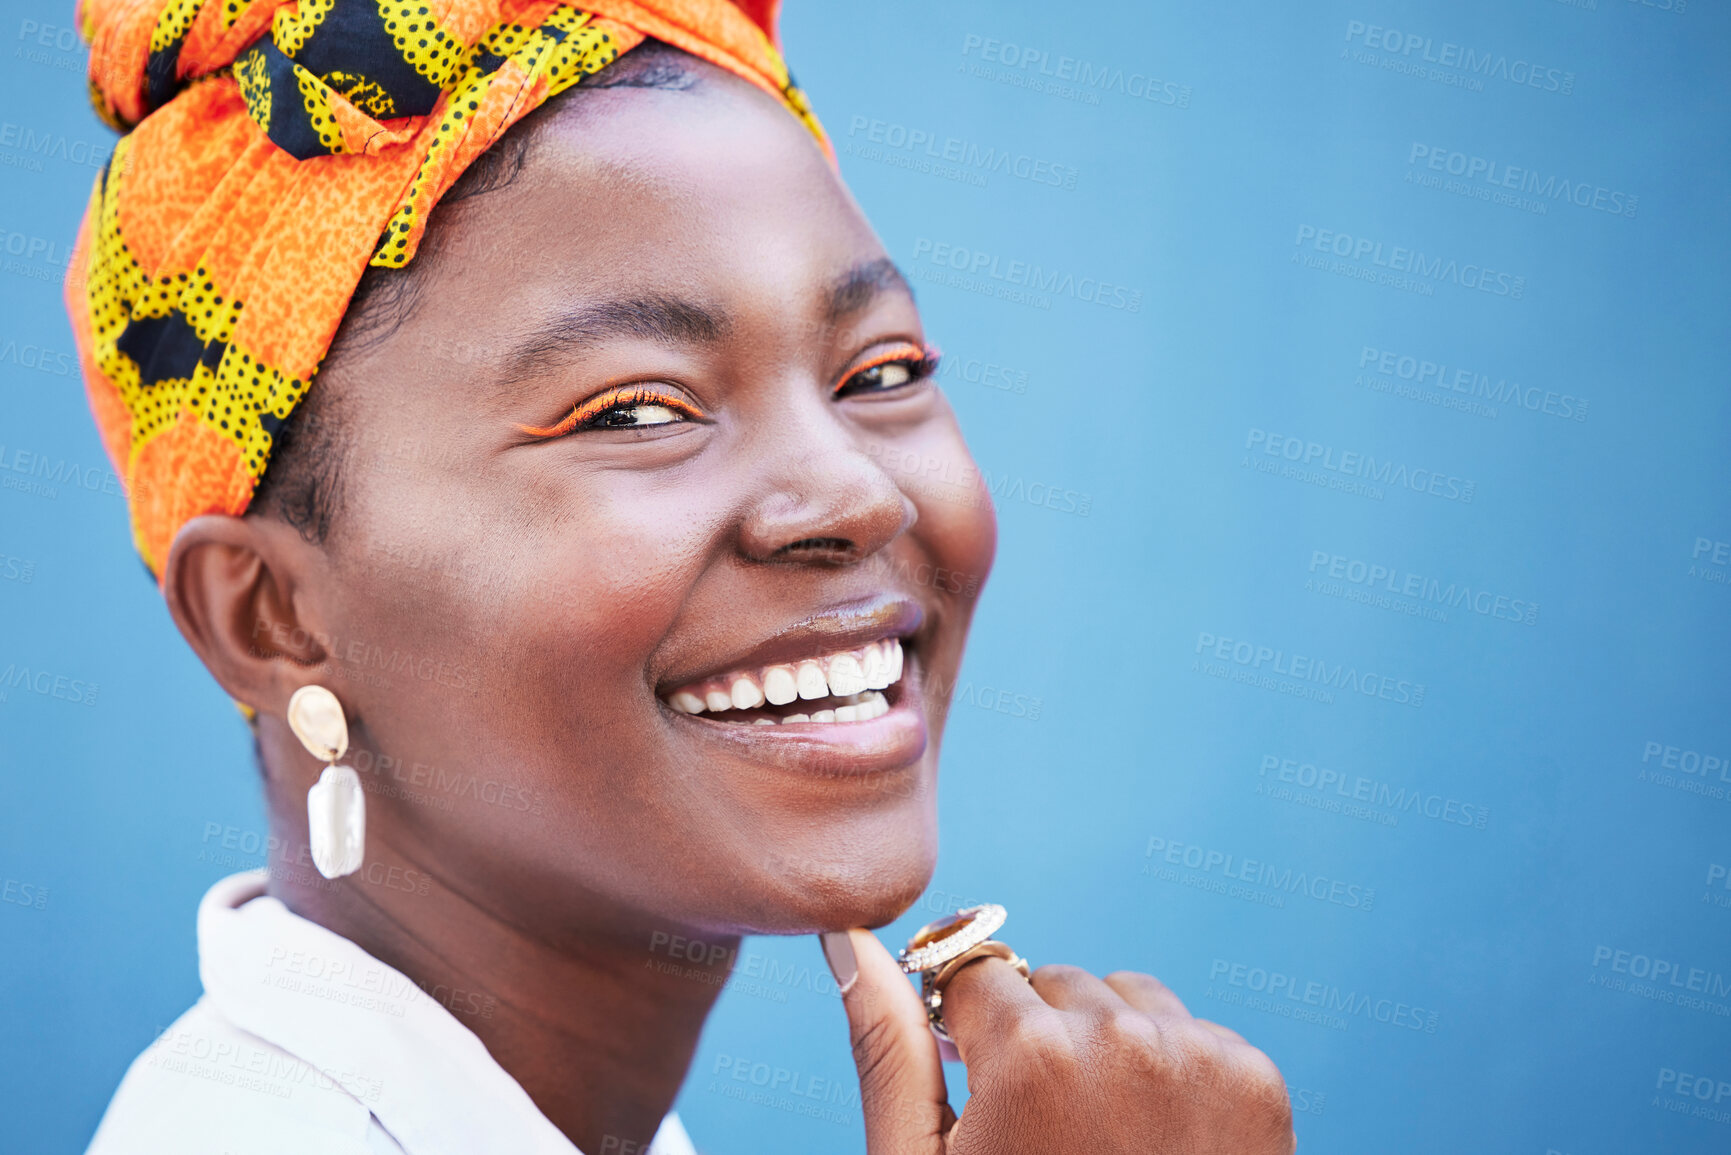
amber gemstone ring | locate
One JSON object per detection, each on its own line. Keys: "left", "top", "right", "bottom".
{"left": 900, "top": 904, "right": 1031, "bottom": 1042}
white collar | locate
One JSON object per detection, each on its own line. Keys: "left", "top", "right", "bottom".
{"left": 197, "top": 871, "right": 694, "bottom": 1155}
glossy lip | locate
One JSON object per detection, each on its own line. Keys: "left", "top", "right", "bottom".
{"left": 653, "top": 594, "right": 923, "bottom": 694}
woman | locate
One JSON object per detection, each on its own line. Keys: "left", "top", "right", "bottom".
{"left": 70, "top": 0, "right": 1296, "bottom": 1151}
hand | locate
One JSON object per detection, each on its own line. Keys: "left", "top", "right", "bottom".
{"left": 822, "top": 928, "right": 1296, "bottom": 1154}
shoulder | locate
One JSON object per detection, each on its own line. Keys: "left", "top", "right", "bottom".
{"left": 86, "top": 996, "right": 383, "bottom": 1155}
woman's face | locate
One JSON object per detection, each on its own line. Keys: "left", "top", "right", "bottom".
{"left": 287, "top": 62, "right": 996, "bottom": 936}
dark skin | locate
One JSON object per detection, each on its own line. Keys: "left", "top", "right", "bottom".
{"left": 162, "top": 53, "right": 1293, "bottom": 1155}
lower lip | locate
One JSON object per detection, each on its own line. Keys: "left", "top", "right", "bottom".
{"left": 662, "top": 668, "right": 928, "bottom": 779}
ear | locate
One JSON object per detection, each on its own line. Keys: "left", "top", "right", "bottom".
{"left": 161, "top": 513, "right": 333, "bottom": 715}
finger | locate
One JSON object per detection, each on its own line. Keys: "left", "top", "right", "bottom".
{"left": 821, "top": 929, "right": 951, "bottom": 1154}
{"left": 1102, "top": 970, "right": 1193, "bottom": 1019}
{"left": 938, "top": 955, "right": 1055, "bottom": 1072}
{"left": 1192, "top": 1017, "right": 1249, "bottom": 1046}
{"left": 1029, "top": 964, "right": 1126, "bottom": 1013}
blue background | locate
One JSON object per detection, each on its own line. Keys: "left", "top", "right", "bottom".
{"left": 2, "top": 0, "right": 1728, "bottom": 1152}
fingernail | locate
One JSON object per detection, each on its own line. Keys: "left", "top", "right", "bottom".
{"left": 819, "top": 930, "right": 858, "bottom": 995}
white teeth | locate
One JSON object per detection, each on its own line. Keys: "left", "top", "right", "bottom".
{"left": 762, "top": 665, "right": 798, "bottom": 706}
{"left": 796, "top": 660, "right": 829, "bottom": 700}
{"left": 730, "top": 676, "right": 764, "bottom": 710}
{"left": 667, "top": 642, "right": 905, "bottom": 718}
{"left": 753, "top": 717, "right": 776, "bottom": 725}
{"left": 827, "top": 653, "right": 867, "bottom": 696}
{"left": 783, "top": 713, "right": 810, "bottom": 724}
{"left": 834, "top": 705, "right": 859, "bottom": 722}
{"left": 863, "top": 643, "right": 890, "bottom": 690}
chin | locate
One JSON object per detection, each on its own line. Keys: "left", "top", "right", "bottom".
{"left": 735, "top": 814, "right": 939, "bottom": 936}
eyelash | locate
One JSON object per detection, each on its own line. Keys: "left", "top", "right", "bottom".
{"left": 834, "top": 343, "right": 941, "bottom": 398}
{"left": 519, "top": 343, "right": 940, "bottom": 440}
{"left": 517, "top": 385, "right": 706, "bottom": 439}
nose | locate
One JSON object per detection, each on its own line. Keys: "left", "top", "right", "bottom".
{"left": 735, "top": 414, "right": 916, "bottom": 566}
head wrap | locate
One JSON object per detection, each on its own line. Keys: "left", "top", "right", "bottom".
{"left": 65, "top": 0, "right": 828, "bottom": 575}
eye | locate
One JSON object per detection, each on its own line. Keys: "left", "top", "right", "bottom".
{"left": 518, "top": 386, "right": 706, "bottom": 439}
{"left": 835, "top": 343, "right": 939, "bottom": 400}
{"left": 591, "top": 400, "right": 683, "bottom": 428}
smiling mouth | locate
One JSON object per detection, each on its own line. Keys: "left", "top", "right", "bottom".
{"left": 662, "top": 638, "right": 905, "bottom": 725}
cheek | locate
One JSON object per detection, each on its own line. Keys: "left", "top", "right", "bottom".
{"left": 332, "top": 472, "right": 711, "bottom": 724}
{"left": 896, "top": 423, "right": 997, "bottom": 586}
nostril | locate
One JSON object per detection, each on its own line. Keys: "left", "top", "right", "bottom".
{"left": 777, "top": 537, "right": 855, "bottom": 557}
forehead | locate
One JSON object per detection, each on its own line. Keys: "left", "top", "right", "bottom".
{"left": 398, "top": 62, "right": 876, "bottom": 340}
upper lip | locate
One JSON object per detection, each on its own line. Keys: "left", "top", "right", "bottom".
{"left": 654, "top": 594, "right": 924, "bottom": 694}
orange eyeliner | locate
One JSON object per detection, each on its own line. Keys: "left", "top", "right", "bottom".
{"left": 517, "top": 385, "right": 704, "bottom": 438}
{"left": 834, "top": 342, "right": 939, "bottom": 394}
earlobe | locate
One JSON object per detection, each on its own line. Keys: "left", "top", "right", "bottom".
{"left": 161, "top": 514, "right": 330, "bottom": 716}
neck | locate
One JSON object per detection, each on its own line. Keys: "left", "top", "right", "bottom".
{"left": 265, "top": 817, "right": 731, "bottom": 1152}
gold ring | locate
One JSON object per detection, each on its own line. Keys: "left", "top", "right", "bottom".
{"left": 900, "top": 905, "right": 1031, "bottom": 1043}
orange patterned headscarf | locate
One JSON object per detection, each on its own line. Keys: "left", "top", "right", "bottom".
{"left": 65, "top": 0, "right": 828, "bottom": 576}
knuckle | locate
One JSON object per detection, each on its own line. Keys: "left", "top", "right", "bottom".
{"left": 1001, "top": 1008, "right": 1074, "bottom": 1066}
{"left": 1221, "top": 1045, "right": 1295, "bottom": 1141}
{"left": 1099, "top": 1007, "right": 1161, "bottom": 1052}
{"left": 1235, "top": 1042, "right": 1287, "bottom": 1089}
{"left": 1097, "top": 1008, "right": 1168, "bottom": 1076}
{"left": 1103, "top": 968, "right": 1162, "bottom": 988}
{"left": 1030, "top": 963, "right": 1090, "bottom": 988}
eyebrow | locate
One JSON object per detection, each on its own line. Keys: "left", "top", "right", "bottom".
{"left": 824, "top": 257, "right": 914, "bottom": 323}
{"left": 492, "top": 295, "right": 729, "bottom": 390}
{"left": 486, "top": 257, "right": 915, "bottom": 396}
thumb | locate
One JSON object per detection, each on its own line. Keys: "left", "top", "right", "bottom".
{"left": 822, "top": 928, "right": 953, "bottom": 1154}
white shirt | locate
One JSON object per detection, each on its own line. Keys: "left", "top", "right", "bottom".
{"left": 87, "top": 871, "right": 697, "bottom": 1155}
